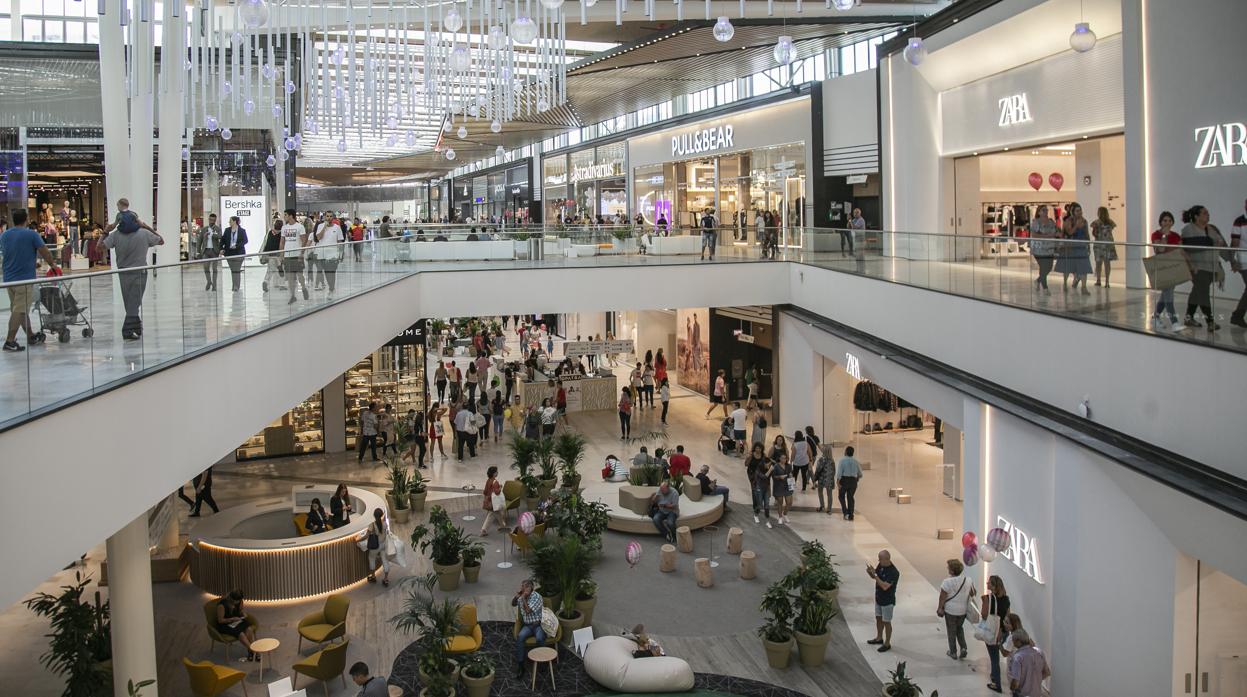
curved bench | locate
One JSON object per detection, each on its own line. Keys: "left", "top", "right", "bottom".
{"left": 604, "top": 485, "right": 724, "bottom": 534}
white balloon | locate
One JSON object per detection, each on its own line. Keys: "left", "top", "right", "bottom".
{"left": 979, "top": 545, "right": 997, "bottom": 563}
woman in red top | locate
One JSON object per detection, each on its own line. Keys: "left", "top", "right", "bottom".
{"left": 480, "top": 466, "right": 506, "bottom": 535}
{"left": 1150, "top": 211, "right": 1182, "bottom": 331}
{"left": 654, "top": 348, "right": 668, "bottom": 383}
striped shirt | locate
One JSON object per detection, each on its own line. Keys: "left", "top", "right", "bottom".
{"left": 515, "top": 591, "right": 543, "bottom": 625}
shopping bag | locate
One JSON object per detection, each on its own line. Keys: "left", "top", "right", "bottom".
{"left": 974, "top": 615, "right": 1001, "bottom": 643}
{"left": 355, "top": 531, "right": 369, "bottom": 552}
{"left": 491, "top": 492, "right": 506, "bottom": 512}
{"left": 386, "top": 531, "right": 408, "bottom": 567}
{"left": 1143, "top": 252, "right": 1192, "bottom": 289}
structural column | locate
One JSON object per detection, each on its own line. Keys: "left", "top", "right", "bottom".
{"left": 202, "top": 168, "right": 220, "bottom": 220}
{"left": 155, "top": 0, "right": 186, "bottom": 266}
{"left": 98, "top": 0, "right": 132, "bottom": 227}
{"left": 106, "top": 513, "right": 159, "bottom": 697}
{"left": 128, "top": 0, "right": 155, "bottom": 228}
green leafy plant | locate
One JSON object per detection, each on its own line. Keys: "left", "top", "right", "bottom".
{"left": 535, "top": 437, "right": 558, "bottom": 481}
{"left": 512, "top": 232, "right": 530, "bottom": 241}
{"left": 508, "top": 433, "right": 538, "bottom": 479}
{"left": 757, "top": 579, "right": 794, "bottom": 643}
{"left": 389, "top": 573, "right": 463, "bottom": 687}
{"left": 668, "top": 474, "right": 685, "bottom": 495}
{"left": 611, "top": 228, "right": 633, "bottom": 242}
{"left": 885, "top": 661, "right": 938, "bottom": 697}
{"left": 461, "top": 538, "right": 486, "bottom": 568}
{"left": 519, "top": 472, "right": 542, "bottom": 498}
{"left": 529, "top": 535, "right": 596, "bottom": 619}
{"left": 387, "top": 460, "right": 411, "bottom": 510}
{"left": 24, "top": 572, "right": 112, "bottom": 697}
{"left": 410, "top": 506, "right": 471, "bottom": 566}
{"left": 461, "top": 652, "right": 494, "bottom": 680}
{"left": 544, "top": 489, "right": 610, "bottom": 549}
{"left": 552, "top": 432, "right": 587, "bottom": 488}
{"left": 799, "top": 540, "right": 841, "bottom": 591}
{"left": 127, "top": 679, "right": 155, "bottom": 697}
{"left": 577, "top": 579, "right": 598, "bottom": 601}
{"left": 409, "top": 467, "right": 428, "bottom": 495}
{"left": 626, "top": 462, "right": 663, "bottom": 487}
{"left": 790, "top": 581, "right": 838, "bottom": 636}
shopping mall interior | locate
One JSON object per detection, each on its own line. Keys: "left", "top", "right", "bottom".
{"left": 0, "top": 0, "right": 1245, "bottom": 696}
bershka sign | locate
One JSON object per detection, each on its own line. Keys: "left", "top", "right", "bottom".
{"left": 996, "top": 514, "right": 1043, "bottom": 584}
{"left": 1193, "top": 122, "right": 1247, "bottom": 169}
{"left": 997, "top": 93, "right": 1032, "bottom": 127}
{"left": 671, "top": 124, "right": 734, "bottom": 158}
{"left": 220, "top": 195, "right": 267, "bottom": 254}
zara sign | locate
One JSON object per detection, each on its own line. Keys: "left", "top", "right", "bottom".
{"left": 997, "top": 93, "right": 1033, "bottom": 127}
{"left": 996, "top": 515, "right": 1043, "bottom": 584}
{"left": 1193, "top": 122, "right": 1247, "bottom": 169}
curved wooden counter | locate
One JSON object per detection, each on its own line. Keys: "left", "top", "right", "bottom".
{"left": 189, "top": 486, "right": 386, "bottom": 601}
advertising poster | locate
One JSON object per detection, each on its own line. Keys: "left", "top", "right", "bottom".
{"left": 676, "top": 307, "right": 710, "bottom": 396}
{"left": 220, "top": 195, "right": 268, "bottom": 255}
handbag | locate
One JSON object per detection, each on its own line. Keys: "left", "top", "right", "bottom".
{"left": 490, "top": 492, "right": 506, "bottom": 512}
{"left": 973, "top": 596, "right": 1001, "bottom": 643}
{"left": 355, "top": 531, "right": 370, "bottom": 552}
{"left": 1143, "top": 252, "right": 1192, "bottom": 289}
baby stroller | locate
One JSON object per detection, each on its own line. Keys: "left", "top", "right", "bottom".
{"left": 36, "top": 277, "right": 93, "bottom": 343}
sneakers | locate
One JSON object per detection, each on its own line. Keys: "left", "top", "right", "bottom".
{"left": 2, "top": 341, "right": 23, "bottom": 352}
{"left": 753, "top": 514, "right": 760, "bottom": 524}
{"left": 1184, "top": 318, "right": 1201, "bottom": 328}
{"left": 1170, "top": 319, "right": 1185, "bottom": 333}
{"left": 765, "top": 521, "right": 773, "bottom": 529}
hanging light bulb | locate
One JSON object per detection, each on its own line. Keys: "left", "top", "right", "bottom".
{"left": 265, "top": 154, "right": 277, "bottom": 167}
{"left": 831, "top": 0, "right": 854, "bottom": 9}
{"left": 271, "top": 104, "right": 283, "bottom": 118}
{"left": 712, "top": 16, "right": 734, "bottom": 42}
{"left": 283, "top": 136, "right": 297, "bottom": 151}
{"left": 1069, "top": 22, "right": 1096, "bottom": 52}
{"left": 537, "top": 97, "right": 551, "bottom": 112}
{"left": 279, "top": 150, "right": 289, "bottom": 161}
{"left": 496, "top": 145, "right": 506, "bottom": 158}
{"left": 406, "top": 131, "right": 416, "bottom": 147}
{"left": 487, "top": 25, "right": 507, "bottom": 50}
{"left": 284, "top": 80, "right": 296, "bottom": 95}
{"left": 337, "top": 139, "right": 347, "bottom": 153}
{"left": 205, "top": 115, "right": 219, "bottom": 131}
{"left": 333, "top": 84, "right": 344, "bottom": 99}
{"left": 511, "top": 15, "right": 538, "bottom": 44}
{"left": 386, "top": 134, "right": 398, "bottom": 146}
{"left": 307, "top": 119, "right": 318, "bottom": 135}
{"left": 443, "top": 6, "right": 464, "bottom": 33}
{"left": 243, "top": 98, "right": 255, "bottom": 115}
{"left": 261, "top": 64, "right": 275, "bottom": 80}
{"left": 773, "top": 35, "right": 795, "bottom": 65}
{"left": 490, "top": 119, "right": 502, "bottom": 133}
{"left": 467, "top": 104, "right": 480, "bottom": 117}
{"left": 294, "top": 133, "right": 302, "bottom": 149}
{"left": 449, "top": 45, "right": 471, "bottom": 72}
{"left": 445, "top": 148, "right": 457, "bottom": 160}
{"left": 387, "top": 115, "right": 398, "bottom": 128}
{"left": 231, "top": 31, "right": 243, "bottom": 45}
{"left": 903, "top": 36, "right": 927, "bottom": 65}
{"left": 235, "top": 0, "right": 268, "bottom": 29}
{"left": 443, "top": 121, "right": 453, "bottom": 133}
{"left": 457, "top": 125, "right": 468, "bottom": 139}
{"left": 221, "top": 80, "right": 232, "bottom": 96}
{"left": 220, "top": 127, "right": 233, "bottom": 140}
{"left": 333, "top": 46, "right": 346, "bottom": 64}
{"left": 539, "top": 0, "right": 564, "bottom": 9}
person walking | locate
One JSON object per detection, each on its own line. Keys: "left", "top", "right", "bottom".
{"left": 102, "top": 199, "right": 163, "bottom": 340}
{"left": 357, "top": 402, "right": 379, "bottom": 463}
{"left": 365, "top": 508, "right": 391, "bottom": 586}
{"left": 403, "top": 409, "right": 428, "bottom": 469}
{"left": 770, "top": 450, "right": 793, "bottom": 526}
{"left": 699, "top": 207, "right": 718, "bottom": 261}
{"left": 1231, "top": 198, "right": 1247, "bottom": 328}
{"left": 1029, "top": 205, "right": 1058, "bottom": 294}
{"left": 629, "top": 362, "right": 644, "bottom": 411}
{"left": 280, "top": 209, "right": 310, "bottom": 304}
{"left": 1181, "top": 204, "right": 1222, "bottom": 331}
{"left": 744, "top": 363, "right": 760, "bottom": 410}
{"left": 790, "top": 430, "right": 812, "bottom": 491}
{"left": 618, "top": 387, "right": 633, "bottom": 440}
{"left": 729, "top": 402, "right": 749, "bottom": 455}
{"left": 1091, "top": 206, "right": 1118, "bottom": 287}
{"left": 448, "top": 361, "right": 462, "bottom": 403}
{"left": 746, "top": 443, "right": 772, "bottom": 526}
{"left": 434, "top": 361, "right": 448, "bottom": 403}
{"left": 195, "top": 212, "right": 222, "bottom": 290}
{"left": 480, "top": 466, "right": 507, "bottom": 535}
{"left": 1, "top": 208, "right": 59, "bottom": 352}
{"left": 981, "top": 575, "right": 1012, "bottom": 693}
{"left": 464, "top": 361, "right": 480, "bottom": 405}
{"left": 751, "top": 411, "right": 768, "bottom": 451}
{"left": 189, "top": 467, "right": 219, "bottom": 516}
{"left": 705, "top": 369, "right": 729, "bottom": 419}
{"left": 454, "top": 403, "right": 480, "bottom": 460}
{"left": 427, "top": 402, "right": 447, "bottom": 460}
{"left": 659, "top": 378, "right": 671, "bottom": 425}
{"left": 937, "top": 558, "right": 976, "bottom": 660}
{"left": 378, "top": 405, "right": 398, "bottom": 456}
{"left": 313, "top": 214, "right": 345, "bottom": 297}
{"left": 1150, "top": 211, "right": 1184, "bottom": 331}
{"left": 812, "top": 444, "right": 836, "bottom": 514}
{"left": 836, "top": 445, "right": 863, "bottom": 520}
{"left": 1007, "top": 630, "right": 1050, "bottom": 697}
{"left": 260, "top": 217, "right": 284, "bottom": 293}
{"left": 642, "top": 362, "right": 656, "bottom": 408}
{"left": 866, "top": 550, "right": 899, "bottom": 653}
{"left": 220, "top": 216, "right": 249, "bottom": 291}
{"left": 1056, "top": 202, "right": 1092, "bottom": 294}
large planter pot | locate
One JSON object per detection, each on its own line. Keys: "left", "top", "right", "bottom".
{"left": 418, "top": 659, "right": 460, "bottom": 686}
{"left": 819, "top": 588, "right": 840, "bottom": 606}
{"left": 432, "top": 559, "right": 463, "bottom": 592}
{"left": 409, "top": 490, "right": 428, "bottom": 512}
{"left": 386, "top": 494, "right": 411, "bottom": 523}
{"left": 561, "top": 475, "right": 582, "bottom": 493}
{"left": 540, "top": 590, "right": 560, "bottom": 610}
{"left": 762, "top": 637, "right": 794, "bottom": 669}
{"left": 525, "top": 497, "right": 541, "bottom": 513}
{"left": 461, "top": 667, "right": 495, "bottom": 697}
{"left": 574, "top": 594, "right": 597, "bottom": 626}
{"left": 557, "top": 609, "right": 585, "bottom": 644}
{"left": 538, "top": 478, "right": 558, "bottom": 498}
{"left": 794, "top": 629, "right": 832, "bottom": 668}
{"left": 463, "top": 563, "right": 482, "bottom": 584}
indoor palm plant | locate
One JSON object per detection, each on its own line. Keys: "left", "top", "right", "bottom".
{"left": 800, "top": 540, "right": 842, "bottom": 603}
{"left": 459, "top": 652, "right": 495, "bottom": 697}
{"left": 386, "top": 459, "right": 412, "bottom": 523}
{"left": 410, "top": 506, "right": 472, "bottom": 591}
{"left": 408, "top": 468, "right": 428, "bottom": 512}
{"left": 390, "top": 573, "right": 463, "bottom": 692}
{"left": 508, "top": 433, "right": 543, "bottom": 506}
{"left": 24, "top": 572, "right": 112, "bottom": 697}
{"left": 529, "top": 534, "right": 595, "bottom": 642}
{"left": 553, "top": 432, "right": 587, "bottom": 491}
{"left": 757, "top": 579, "right": 795, "bottom": 669}
{"left": 543, "top": 489, "right": 610, "bottom": 551}
{"left": 535, "top": 436, "right": 559, "bottom": 496}
{"left": 788, "top": 569, "right": 838, "bottom": 668}
{"left": 883, "top": 661, "right": 938, "bottom": 697}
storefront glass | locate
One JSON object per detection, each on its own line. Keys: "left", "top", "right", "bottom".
{"left": 506, "top": 165, "right": 531, "bottom": 224}
{"left": 634, "top": 163, "right": 674, "bottom": 227}
{"left": 235, "top": 391, "right": 324, "bottom": 460}
{"left": 542, "top": 154, "right": 568, "bottom": 223}
{"left": 346, "top": 345, "right": 426, "bottom": 450}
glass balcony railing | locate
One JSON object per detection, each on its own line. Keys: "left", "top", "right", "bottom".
{"left": 0, "top": 223, "right": 1240, "bottom": 426}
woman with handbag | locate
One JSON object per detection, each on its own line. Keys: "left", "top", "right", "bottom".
{"left": 1150, "top": 211, "right": 1184, "bottom": 331}
{"left": 936, "top": 558, "right": 976, "bottom": 660}
{"left": 480, "top": 466, "right": 507, "bottom": 535}
{"left": 770, "top": 450, "right": 794, "bottom": 526}
{"left": 1181, "top": 204, "right": 1222, "bottom": 331}
{"left": 1056, "top": 202, "right": 1093, "bottom": 294}
{"left": 366, "top": 508, "right": 391, "bottom": 586}
{"left": 979, "top": 575, "right": 1011, "bottom": 693}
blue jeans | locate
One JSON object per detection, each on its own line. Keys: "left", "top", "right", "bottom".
{"left": 651, "top": 509, "right": 678, "bottom": 538}
{"left": 516, "top": 623, "right": 546, "bottom": 663}
{"left": 987, "top": 642, "right": 1002, "bottom": 686}
{"left": 1155, "top": 287, "right": 1177, "bottom": 320}
{"left": 751, "top": 485, "right": 769, "bottom": 517}
{"left": 710, "top": 485, "right": 730, "bottom": 506}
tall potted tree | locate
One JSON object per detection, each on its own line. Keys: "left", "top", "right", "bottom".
{"left": 535, "top": 437, "right": 559, "bottom": 497}
{"left": 800, "top": 541, "right": 842, "bottom": 605}
{"left": 529, "top": 534, "right": 594, "bottom": 642}
{"left": 24, "top": 572, "right": 112, "bottom": 697}
{"left": 553, "top": 432, "right": 587, "bottom": 492}
{"left": 411, "top": 507, "right": 471, "bottom": 591}
{"left": 757, "top": 579, "right": 795, "bottom": 669}
{"left": 386, "top": 460, "right": 412, "bottom": 524}
{"left": 390, "top": 573, "right": 463, "bottom": 692}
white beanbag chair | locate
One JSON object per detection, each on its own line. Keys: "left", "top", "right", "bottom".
{"left": 582, "top": 635, "right": 695, "bottom": 693}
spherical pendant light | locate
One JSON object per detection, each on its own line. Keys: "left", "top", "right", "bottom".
{"left": 284, "top": 80, "right": 296, "bottom": 95}
{"left": 204, "top": 115, "right": 219, "bottom": 131}
{"left": 406, "top": 131, "right": 416, "bottom": 147}
{"left": 443, "top": 7, "right": 464, "bottom": 33}
{"left": 456, "top": 125, "right": 468, "bottom": 139}
{"left": 221, "top": 80, "right": 232, "bottom": 96}
{"left": 467, "top": 104, "right": 480, "bottom": 117}
{"left": 231, "top": 31, "right": 243, "bottom": 45}
{"left": 337, "top": 139, "right": 347, "bottom": 153}
{"left": 831, "top": 0, "right": 855, "bottom": 9}
{"left": 511, "top": 16, "right": 538, "bottom": 45}
{"left": 445, "top": 148, "right": 457, "bottom": 161}
{"left": 220, "top": 127, "right": 233, "bottom": 141}
{"left": 1069, "top": 22, "right": 1096, "bottom": 53}
{"left": 386, "top": 134, "right": 398, "bottom": 147}
{"left": 261, "top": 63, "right": 275, "bottom": 80}
{"left": 773, "top": 35, "right": 795, "bottom": 65}
{"left": 902, "top": 37, "right": 927, "bottom": 66}
{"left": 443, "top": 121, "right": 453, "bottom": 133}
{"left": 537, "top": 97, "right": 550, "bottom": 112}
{"left": 538, "top": 0, "right": 564, "bottom": 9}
{"left": 271, "top": 104, "right": 283, "bottom": 118}
{"left": 496, "top": 145, "right": 506, "bottom": 158}
{"left": 181, "top": 147, "right": 189, "bottom": 160}
{"left": 487, "top": 25, "right": 507, "bottom": 50}
{"left": 307, "top": 119, "right": 318, "bottom": 135}
{"left": 242, "top": 99, "right": 254, "bottom": 115}
{"left": 449, "top": 45, "right": 471, "bottom": 72}
{"left": 387, "top": 115, "right": 398, "bottom": 128}
{"left": 278, "top": 150, "right": 289, "bottom": 161}
{"left": 265, "top": 154, "right": 277, "bottom": 167}
{"left": 490, "top": 119, "right": 502, "bottom": 133}
{"left": 283, "top": 136, "right": 297, "bottom": 151}
{"left": 712, "top": 17, "right": 734, "bottom": 43}
{"left": 235, "top": 0, "right": 268, "bottom": 29}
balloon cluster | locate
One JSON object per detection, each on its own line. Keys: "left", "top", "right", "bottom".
{"left": 625, "top": 541, "right": 643, "bottom": 569}
{"left": 960, "top": 527, "right": 1011, "bottom": 567}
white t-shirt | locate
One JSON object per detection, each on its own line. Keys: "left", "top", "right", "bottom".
{"left": 315, "top": 222, "right": 344, "bottom": 248}
{"left": 660, "top": 385, "right": 670, "bottom": 402}
{"left": 541, "top": 406, "right": 557, "bottom": 425}
{"left": 940, "top": 574, "right": 976, "bottom": 616}
{"left": 713, "top": 376, "right": 725, "bottom": 397}
{"left": 281, "top": 221, "right": 306, "bottom": 258}
{"left": 731, "top": 408, "right": 748, "bottom": 431}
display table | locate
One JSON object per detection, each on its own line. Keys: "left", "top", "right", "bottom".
{"left": 516, "top": 373, "right": 618, "bottom": 413}
{"left": 188, "top": 485, "right": 386, "bottom": 600}
{"left": 410, "top": 240, "right": 514, "bottom": 261}
{"left": 647, "top": 235, "right": 701, "bottom": 255}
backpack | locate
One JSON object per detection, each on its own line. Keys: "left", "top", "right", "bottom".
{"left": 117, "top": 210, "right": 140, "bottom": 234}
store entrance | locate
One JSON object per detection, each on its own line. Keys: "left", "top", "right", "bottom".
{"left": 1173, "top": 557, "right": 1247, "bottom": 696}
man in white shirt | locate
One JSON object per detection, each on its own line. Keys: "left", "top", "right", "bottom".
{"left": 313, "top": 215, "right": 345, "bottom": 297}
{"left": 280, "top": 208, "right": 309, "bottom": 304}
{"left": 454, "top": 404, "right": 479, "bottom": 460}
{"left": 730, "top": 402, "right": 749, "bottom": 455}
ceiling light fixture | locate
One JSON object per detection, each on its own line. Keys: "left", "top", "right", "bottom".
{"left": 1069, "top": 0, "right": 1096, "bottom": 52}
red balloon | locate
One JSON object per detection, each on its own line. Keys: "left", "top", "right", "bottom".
{"left": 1048, "top": 173, "right": 1065, "bottom": 191}
{"left": 1027, "top": 172, "right": 1043, "bottom": 191}
{"left": 961, "top": 531, "right": 977, "bottom": 549}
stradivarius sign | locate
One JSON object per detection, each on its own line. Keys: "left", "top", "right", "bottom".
{"left": 672, "top": 124, "right": 735, "bottom": 158}
{"left": 1194, "top": 122, "right": 1246, "bottom": 169}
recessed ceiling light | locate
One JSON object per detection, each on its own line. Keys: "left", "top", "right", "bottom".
{"left": 1003, "top": 147, "right": 1009, "bottom": 151}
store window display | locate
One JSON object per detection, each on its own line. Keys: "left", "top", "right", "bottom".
{"left": 235, "top": 391, "right": 324, "bottom": 460}
{"left": 346, "top": 345, "right": 427, "bottom": 450}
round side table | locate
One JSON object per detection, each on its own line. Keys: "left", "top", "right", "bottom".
{"left": 249, "top": 637, "right": 280, "bottom": 683}
{"left": 527, "top": 646, "right": 558, "bottom": 691}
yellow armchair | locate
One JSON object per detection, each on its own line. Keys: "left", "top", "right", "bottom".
{"left": 512, "top": 607, "right": 562, "bottom": 647}
{"left": 445, "top": 604, "right": 483, "bottom": 654}
{"left": 183, "top": 657, "right": 248, "bottom": 697}
{"left": 297, "top": 593, "right": 350, "bottom": 652}
{"left": 203, "top": 600, "right": 258, "bottom": 660}
{"left": 292, "top": 638, "right": 350, "bottom": 697}
{"left": 293, "top": 513, "right": 310, "bottom": 536}
{"left": 502, "top": 480, "right": 524, "bottom": 512}
{"left": 509, "top": 523, "right": 545, "bottom": 558}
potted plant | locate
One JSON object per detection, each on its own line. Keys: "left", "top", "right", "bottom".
{"left": 520, "top": 473, "right": 543, "bottom": 512}
{"left": 461, "top": 538, "right": 485, "bottom": 584}
{"left": 883, "top": 661, "right": 938, "bottom": 697}
{"left": 24, "top": 572, "right": 113, "bottom": 697}
{"left": 757, "top": 579, "right": 795, "bottom": 669}
{"left": 459, "top": 652, "right": 495, "bottom": 697}
{"left": 386, "top": 460, "right": 412, "bottom": 524}
{"left": 408, "top": 468, "right": 429, "bottom": 512}
{"left": 411, "top": 507, "right": 471, "bottom": 591}
{"left": 535, "top": 437, "right": 559, "bottom": 497}
{"left": 553, "top": 432, "right": 587, "bottom": 492}
{"left": 543, "top": 490, "right": 610, "bottom": 551}
{"left": 789, "top": 571, "right": 838, "bottom": 668}
{"left": 575, "top": 579, "right": 598, "bottom": 626}
{"left": 531, "top": 535, "right": 594, "bottom": 643}
{"left": 391, "top": 573, "right": 463, "bottom": 692}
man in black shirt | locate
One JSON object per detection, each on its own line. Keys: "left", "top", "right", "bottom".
{"left": 866, "top": 549, "right": 899, "bottom": 652}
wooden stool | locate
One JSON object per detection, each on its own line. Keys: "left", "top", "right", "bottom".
{"left": 740, "top": 550, "right": 757, "bottom": 579}
{"left": 659, "top": 544, "right": 677, "bottom": 572}
{"left": 694, "top": 557, "right": 713, "bottom": 588}
{"left": 726, "top": 527, "right": 743, "bottom": 555}
{"left": 528, "top": 646, "right": 558, "bottom": 690}
{"left": 676, "top": 526, "right": 693, "bottom": 553}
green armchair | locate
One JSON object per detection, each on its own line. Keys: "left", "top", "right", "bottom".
{"left": 203, "top": 599, "right": 258, "bottom": 660}
{"left": 292, "top": 637, "right": 350, "bottom": 697}
{"left": 183, "top": 657, "right": 248, "bottom": 697}
{"left": 297, "top": 593, "right": 350, "bottom": 652}
{"left": 503, "top": 480, "right": 524, "bottom": 513}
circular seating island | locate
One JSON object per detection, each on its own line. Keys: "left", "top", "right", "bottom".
{"left": 580, "top": 477, "right": 725, "bottom": 535}
{"left": 188, "top": 485, "right": 386, "bottom": 601}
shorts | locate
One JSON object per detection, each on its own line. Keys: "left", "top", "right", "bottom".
{"left": 7, "top": 285, "right": 32, "bottom": 311}
{"left": 875, "top": 603, "right": 895, "bottom": 622}
{"left": 711, "top": 395, "right": 724, "bottom": 404}
{"left": 733, "top": 429, "right": 746, "bottom": 441}
{"left": 557, "top": 405, "right": 567, "bottom": 415}
{"left": 283, "top": 256, "right": 305, "bottom": 272}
